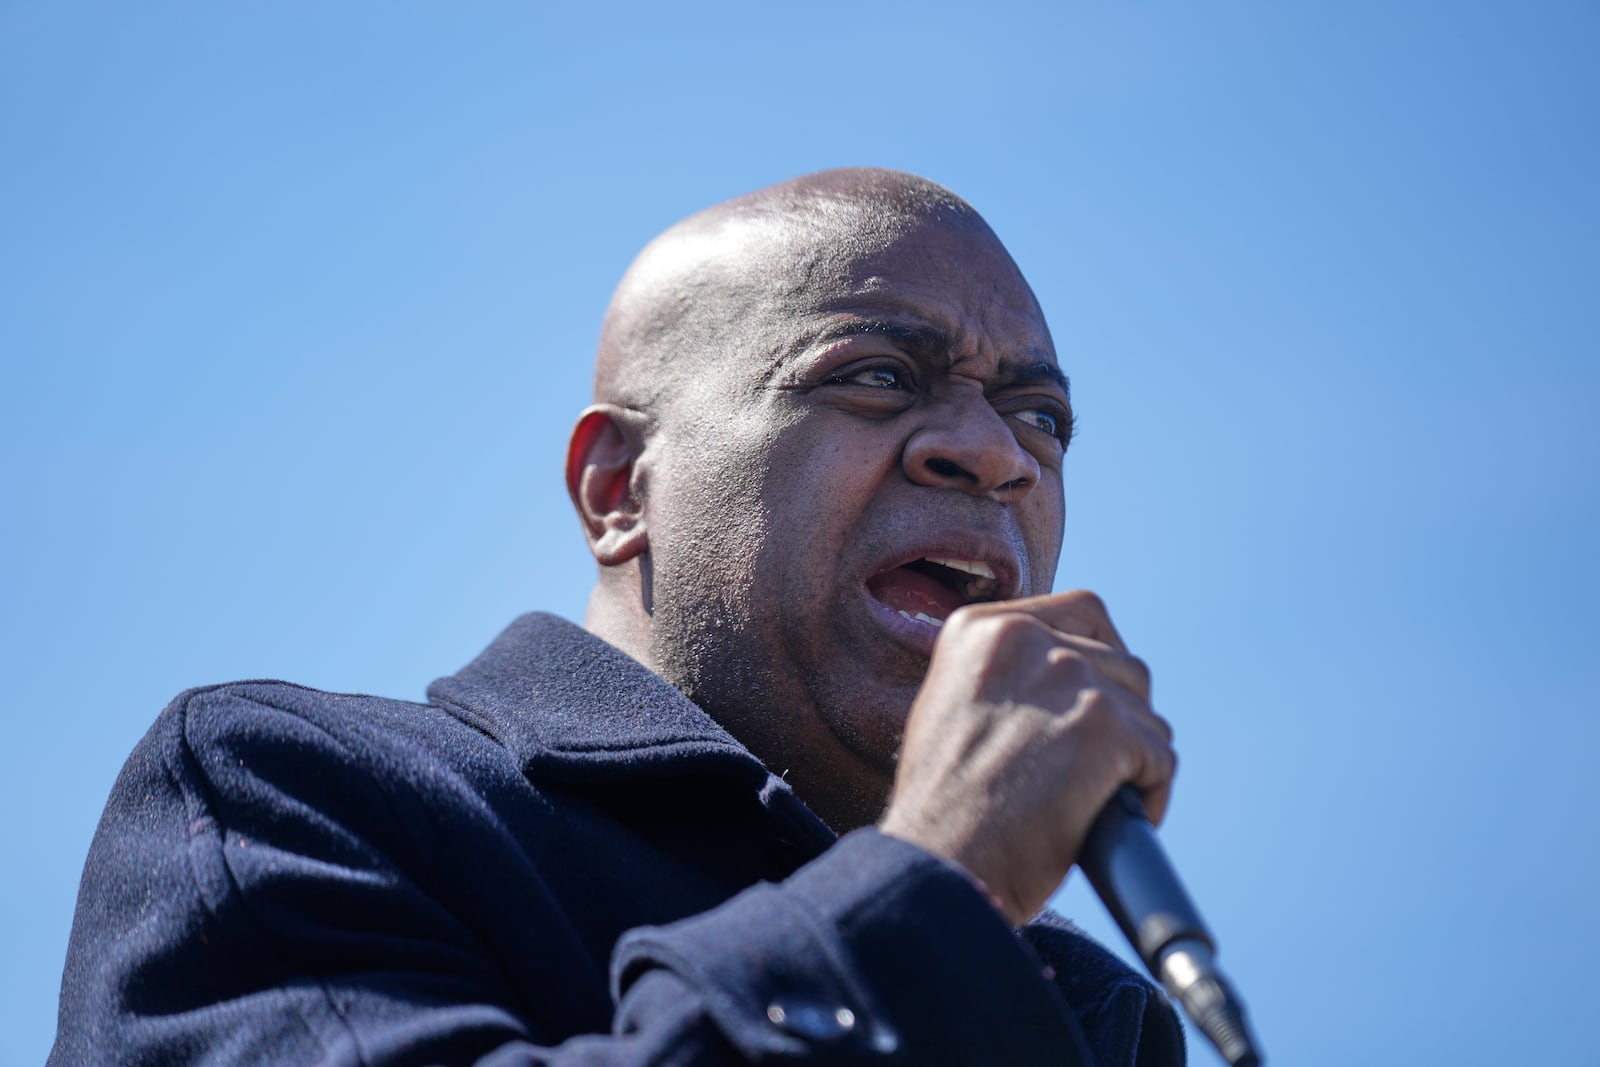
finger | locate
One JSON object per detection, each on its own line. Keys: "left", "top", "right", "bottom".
{"left": 960, "top": 589, "right": 1129, "bottom": 652}
{"left": 1062, "top": 679, "right": 1176, "bottom": 827}
{"left": 1044, "top": 635, "right": 1154, "bottom": 704}
{"left": 1128, "top": 734, "right": 1178, "bottom": 827}
{"left": 1066, "top": 667, "right": 1176, "bottom": 818}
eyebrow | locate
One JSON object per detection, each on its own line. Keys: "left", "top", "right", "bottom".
{"left": 814, "top": 318, "right": 944, "bottom": 358}
{"left": 815, "top": 318, "right": 1071, "bottom": 399}
{"left": 998, "top": 360, "right": 1072, "bottom": 400}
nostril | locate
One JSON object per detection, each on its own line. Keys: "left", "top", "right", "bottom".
{"left": 924, "top": 457, "right": 970, "bottom": 481}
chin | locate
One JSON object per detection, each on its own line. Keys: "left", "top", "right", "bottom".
{"left": 810, "top": 679, "right": 917, "bottom": 775}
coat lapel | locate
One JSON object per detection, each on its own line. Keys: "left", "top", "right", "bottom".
{"left": 428, "top": 612, "right": 778, "bottom": 789}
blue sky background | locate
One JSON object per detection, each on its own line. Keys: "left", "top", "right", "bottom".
{"left": 3, "top": 3, "right": 1597, "bottom": 1064}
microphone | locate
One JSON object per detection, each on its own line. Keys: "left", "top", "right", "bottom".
{"left": 1078, "top": 785, "right": 1265, "bottom": 1067}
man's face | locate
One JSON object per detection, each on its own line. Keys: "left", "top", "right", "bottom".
{"left": 643, "top": 212, "right": 1068, "bottom": 825}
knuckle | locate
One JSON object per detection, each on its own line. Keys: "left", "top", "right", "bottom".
{"left": 944, "top": 599, "right": 992, "bottom": 629}
{"left": 1063, "top": 588, "right": 1106, "bottom": 615}
{"left": 980, "top": 611, "right": 1048, "bottom": 648}
{"left": 1071, "top": 686, "right": 1119, "bottom": 728}
{"left": 1043, "top": 643, "right": 1079, "bottom": 668}
{"left": 1043, "top": 643, "right": 1093, "bottom": 685}
{"left": 942, "top": 606, "right": 999, "bottom": 645}
{"left": 945, "top": 610, "right": 1051, "bottom": 665}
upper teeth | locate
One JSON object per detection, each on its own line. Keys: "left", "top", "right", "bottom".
{"left": 924, "top": 557, "right": 996, "bottom": 580}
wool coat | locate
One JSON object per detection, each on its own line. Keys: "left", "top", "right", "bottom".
{"left": 51, "top": 613, "right": 1184, "bottom": 1065}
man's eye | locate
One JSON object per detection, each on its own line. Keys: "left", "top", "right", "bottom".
{"left": 831, "top": 365, "right": 905, "bottom": 389}
{"left": 1012, "top": 407, "right": 1068, "bottom": 441}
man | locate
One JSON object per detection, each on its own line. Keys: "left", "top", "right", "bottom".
{"left": 52, "top": 169, "right": 1184, "bottom": 1065}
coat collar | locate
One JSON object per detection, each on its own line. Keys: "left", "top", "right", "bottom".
{"left": 427, "top": 612, "right": 771, "bottom": 789}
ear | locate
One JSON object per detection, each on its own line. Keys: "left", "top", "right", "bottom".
{"left": 566, "top": 404, "right": 651, "bottom": 567}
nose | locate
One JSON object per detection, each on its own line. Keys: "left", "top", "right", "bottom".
{"left": 902, "top": 392, "right": 1040, "bottom": 502}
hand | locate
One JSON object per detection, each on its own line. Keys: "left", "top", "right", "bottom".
{"left": 878, "top": 590, "right": 1176, "bottom": 926}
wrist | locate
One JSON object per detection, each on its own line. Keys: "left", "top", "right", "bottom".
{"left": 877, "top": 816, "right": 1028, "bottom": 926}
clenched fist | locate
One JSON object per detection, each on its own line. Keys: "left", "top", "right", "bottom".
{"left": 879, "top": 590, "right": 1176, "bottom": 926}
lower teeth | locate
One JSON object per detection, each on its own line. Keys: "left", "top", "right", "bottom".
{"left": 896, "top": 609, "right": 944, "bottom": 628}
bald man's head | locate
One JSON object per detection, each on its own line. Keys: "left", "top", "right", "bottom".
{"left": 594, "top": 168, "right": 988, "bottom": 421}
{"left": 568, "top": 167, "right": 1064, "bottom": 830}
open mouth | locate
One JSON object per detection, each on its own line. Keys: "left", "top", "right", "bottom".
{"left": 865, "top": 556, "right": 1002, "bottom": 629}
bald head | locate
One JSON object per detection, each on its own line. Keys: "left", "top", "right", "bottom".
{"left": 568, "top": 167, "right": 1068, "bottom": 828}
{"left": 568, "top": 167, "right": 1064, "bottom": 829}
{"left": 594, "top": 168, "right": 992, "bottom": 419}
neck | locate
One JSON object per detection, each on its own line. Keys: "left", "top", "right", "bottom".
{"left": 583, "top": 582, "right": 656, "bottom": 672}
{"left": 583, "top": 577, "right": 893, "bottom": 835}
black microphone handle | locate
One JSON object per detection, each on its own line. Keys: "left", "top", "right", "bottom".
{"left": 1078, "top": 785, "right": 1265, "bottom": 1067}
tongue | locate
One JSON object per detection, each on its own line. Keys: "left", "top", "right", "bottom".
{"left": 867, "top": 564, "right": 967, "bottom": 620}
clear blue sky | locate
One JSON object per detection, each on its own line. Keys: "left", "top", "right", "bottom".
{"left": 3, "top": 3, "right": 1596, "bottom": 1064}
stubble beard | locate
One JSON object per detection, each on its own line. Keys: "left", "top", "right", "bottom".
{"left": 646, "top": 526, "right": 910, "bottom": 829}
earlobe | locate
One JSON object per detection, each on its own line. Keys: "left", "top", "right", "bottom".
{"left": 566, "top": 405, "right": 651, "bottom": 566}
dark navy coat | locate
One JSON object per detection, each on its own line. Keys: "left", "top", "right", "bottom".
{"left": 52, "top": 613, "right": 1184, "bottom": 1065}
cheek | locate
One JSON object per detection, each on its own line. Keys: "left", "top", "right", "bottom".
{"left": 758, "top": 422, "right": 889, "bottom": 546}
{"left": 1021, "top": 482, "right": 1066, "bottom": 591}
{"left": 764, "top": 407, "right": 898, "bottom": 497}
{"left": 652, "top": 408, "right": 828, "bottom": 594}
{"left": 646, "top": 439, "right": 773, "bottom": 599}
{"left": 666, "top": 405, "right": 783, "bottom": 506}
